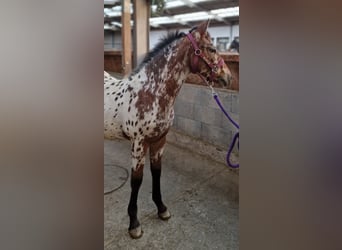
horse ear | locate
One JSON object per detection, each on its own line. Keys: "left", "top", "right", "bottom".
{"left": 197, "top": 19, "right": 211, "bottom": 34}
{"left": 205, "top": 19, "right": 211, "bottom": 31}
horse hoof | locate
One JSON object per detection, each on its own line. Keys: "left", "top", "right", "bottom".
{"left": 158, "top": 209, "right": 171, "bottom": 220}
{"left": 129, "top": 225, "right": 143, "bottom": 239}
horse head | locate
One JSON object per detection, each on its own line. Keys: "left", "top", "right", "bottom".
{"left": 186, "top": 20, "right": 233, "bottom": 88}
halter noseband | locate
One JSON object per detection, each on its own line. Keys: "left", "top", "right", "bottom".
{"left": 186, "top": 32, "right": 224, "bottom": 82}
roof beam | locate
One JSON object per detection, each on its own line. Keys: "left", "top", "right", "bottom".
{"left": 121, "top": 0, "right": 132, "bottom": 75}
{"left": 133, "top": 0, "right": 150, "bottom": 67}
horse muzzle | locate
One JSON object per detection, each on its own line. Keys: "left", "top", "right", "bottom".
{"left": 216, "top": 72, "right": 233, "bottom": 88}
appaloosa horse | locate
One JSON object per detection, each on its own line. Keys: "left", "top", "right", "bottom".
{"left": 104, "top": 20, "right": 233, "bottom": 239}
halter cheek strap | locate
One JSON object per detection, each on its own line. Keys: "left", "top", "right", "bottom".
{"left": 186, "top": 33, "right": 201, "bottom": 73}
{"left": 186, "top": 33, "right": 224, "bottom": 81}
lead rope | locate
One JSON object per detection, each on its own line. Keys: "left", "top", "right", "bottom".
{"left": 199, "top": 75, "right": 240, "bottom": 168}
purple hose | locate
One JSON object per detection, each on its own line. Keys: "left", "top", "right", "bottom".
{"left": 226, "top": 132, "right": 239, "bottom": 168}
{"left": 213, "top": 94, "right": 239, "bottom": 129}
{"left": 213, "top": 94, "right": 239, "bottom": 168}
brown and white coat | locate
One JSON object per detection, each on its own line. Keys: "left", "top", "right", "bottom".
{"left": 104, "top": 20, "right": 232, "bottom": 239}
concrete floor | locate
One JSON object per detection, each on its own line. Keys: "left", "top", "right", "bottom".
{"left": 104, "top": 138, "right": 239, "bottom": 250}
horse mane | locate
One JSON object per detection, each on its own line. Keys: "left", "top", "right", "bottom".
{"left": 132, "top": 31, "right": 186, "bottom": 74}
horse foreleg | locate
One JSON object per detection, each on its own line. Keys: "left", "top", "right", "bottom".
{"left": 150, "top": 135, "right": 171, "bottom": 220}
{"left": 127, "top": 139, "right": 147, "bottom": 239}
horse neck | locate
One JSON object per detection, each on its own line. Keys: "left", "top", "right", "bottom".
{"left": 142, "top": 40, "right": 191, "bottom": 102}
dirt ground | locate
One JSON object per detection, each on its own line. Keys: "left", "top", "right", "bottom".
{"left": 104, "top": 138, "right": 239, "bottom": 250}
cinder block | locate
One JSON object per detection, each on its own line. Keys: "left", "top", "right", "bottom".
{"left": 217, "top": 131, "right": 233, "bottom": 148}
{"left": 195, "top": 87, "right": 212, "bottom": 107}
{"left": 220, "top": 112, "right": 239, "bottom": 130}
{"left": 177, "top": 84, "right": 197, "bottom": 104}
{"left": 231, "top": 94, "right": 239, "bottom": 114}
{"left": 201, "top": 123, "right": 235, "bottom": 148}
{"left": 175, "top": 116, "right": 201, "bottom": 138}
{"left": 193, "top": 104, "right": 223, "bottom": 127}
{"left": 174, "top": 99, "right": 194, "bottom": 120}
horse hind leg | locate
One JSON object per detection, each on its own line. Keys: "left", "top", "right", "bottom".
{"left": 127, "top": 139, "right": 148, "bottom": 239}
{"left": 149, "top": 135, "right": 171, "bottom": 220}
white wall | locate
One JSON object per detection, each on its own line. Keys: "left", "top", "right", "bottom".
{"left": 150, "top": 24, "right": 239, "bottom": 49}
{"left": 104, "top": 23, "right": 239, "bottom": 50}
{"left": 208, "top": 26, "right": 231, "bottom": 46}
{"left": 232, "top": 24, "right": 239, "bottom": 39}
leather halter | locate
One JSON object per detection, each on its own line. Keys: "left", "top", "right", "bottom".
{"left": 186, "top": 32, "right": 224, "bottom": 82}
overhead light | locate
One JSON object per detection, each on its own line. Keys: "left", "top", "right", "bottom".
{"left": 150, "top": 16, "right": 178, "bottom": 26}
{"left": 164, "top": 0, "right": 208, "bottom": 9}
{"left": 104, "top": 0, "right": 120, "bottom": 5}
{"left": 103, "top": 4, "right": 133, "bottom": 17}
{"left": 105, "top": 10, "right": 121, "bottom": 17}
{"left": 164, "top": 0, "right": 185, "bottom": 8}
{"left": 104, "top": 23, "right": 116, "bottom": 30}
{"left": 211, "top": 7, "right": 239, "bottom": 18}
{"left": 111, "top": 21, "right": 122, "bottom": 27}
{"left": 174, "top": 11, "right": 211, "bottom": 22}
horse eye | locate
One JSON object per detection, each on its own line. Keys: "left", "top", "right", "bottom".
{"left": 209, "top": 47, "right": 216, "bottom": 53}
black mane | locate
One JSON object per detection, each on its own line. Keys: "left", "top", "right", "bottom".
{"left": 132, "top": 31, "right": 186, "bottom": 74}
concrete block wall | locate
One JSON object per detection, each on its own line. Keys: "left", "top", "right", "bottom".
{"left": 173, "top": 83, "right": 239, "bottom": 150}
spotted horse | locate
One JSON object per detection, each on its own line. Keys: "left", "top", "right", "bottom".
{"left": 104, "top": 20, "right": 233, "bottom": 239}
